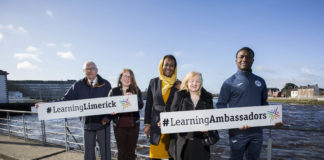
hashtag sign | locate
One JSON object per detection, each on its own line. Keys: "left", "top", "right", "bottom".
{"left": 163, "top": 118, "right": 169, "bottom": 126}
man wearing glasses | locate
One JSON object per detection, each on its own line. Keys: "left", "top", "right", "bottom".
{"left": 63, "top": 61, "right": 112, "bottom": 160}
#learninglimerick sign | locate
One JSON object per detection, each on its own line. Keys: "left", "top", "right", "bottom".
{"left": 160, "top": 105, "right": 282, "bottom": 134}
{"left": 38, "top": 95, "right": 138, "bottom": 120}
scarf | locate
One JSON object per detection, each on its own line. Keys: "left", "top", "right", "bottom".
{"left": 159, "top": 58, "right": 177, "bottom": 96}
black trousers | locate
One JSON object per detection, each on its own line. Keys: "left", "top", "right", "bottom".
{"left": 182, "top": 139, "right": 210, "bottom": 160}
{"left": 113, "top": 123, "right": 140, "bottom": 160}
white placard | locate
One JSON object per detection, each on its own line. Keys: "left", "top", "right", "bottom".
{"left": 38, "top": 95, "right": 138, "bottom": 120}
{"left": 160, "top": 105, "right": 282, "bottom": 134}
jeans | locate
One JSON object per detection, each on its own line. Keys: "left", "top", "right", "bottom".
{"left": 229, "top": 132, "right": 263, "bottom": 160}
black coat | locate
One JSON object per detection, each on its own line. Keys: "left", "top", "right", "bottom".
{"left": 144, "top": 77, "right": 179, "bottom": 145}
{"left": 109, "top": 86, "right": 144, "bottom": 127}
{"left": 63, "top": 74, "right": 112, "bottom": 130}
{"left": 169, "top": 88, "right": 213, "bottom": 160}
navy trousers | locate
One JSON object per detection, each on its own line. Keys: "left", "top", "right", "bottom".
{"left": 229, "top": 132, "right": 263, "bottom": 160}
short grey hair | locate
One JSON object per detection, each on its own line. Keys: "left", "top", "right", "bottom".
{"left": 83, "top": 61, "right": 97, "bottom": 70}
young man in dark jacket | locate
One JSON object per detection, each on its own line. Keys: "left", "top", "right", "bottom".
{"left": 63, "top": 61, "right": 112, "bottom": 160}
{"left": 217, "top": 47, "right": 282, "bottom": 160}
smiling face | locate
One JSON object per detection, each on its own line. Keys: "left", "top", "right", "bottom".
{"left": 188, "top": 74, "right": 202, "bottom": 93}
{"left": 162, "top": 57, "right": 175, "bottom": 77}
{"left": 83, "top": 62, "right": 98, "bottom": 81}
{"left": 236, "top": 50, "right": 254, "bottom": 72}
{"left": 120, "top": 70, "right": 131, "bottom": 87}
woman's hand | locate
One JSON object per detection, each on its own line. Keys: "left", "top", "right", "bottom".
{"left": 175, "top": 80, "right": 181, "bottom": 89}
{"left": 157, "top": 121, "right": 161, "bottom": 128}
{"left": 101, "top": 117, "right": 110, "bottom": 126}
{"left": 144, "top": 124, "right": 150, "bottom": 137}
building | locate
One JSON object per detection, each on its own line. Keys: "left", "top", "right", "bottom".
{"left": 8, "top": 91, "right": 23, "bottom": 99}
{"left": 297, "top": 84, "right": 322, "bottom": 98}
{"left": 268, "top": 88, "right": 281, "bottom": 97}
{"left": 7, "top": 80, "right": 76, "bottom": 101}
{"left": 0, "top": 70, "right": 9, "bottom": 103}
{"left": 291, "top": 90, "right": 298, "bottom": 98}
{"left": 320, "top": 88, "right": 324, "bottom": 95}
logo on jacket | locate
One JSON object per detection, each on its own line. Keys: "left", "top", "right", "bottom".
{"left": 255, "top": 80, "right": 262, "bottom": 87}
{"left": 267, "top": 107, "right": 280, "bottom": 122}
{"left": 120, "top": 98, "right": 131, "bottom": 109}
{"left": 237, "top": 82, "right": 244, "bottom": 87}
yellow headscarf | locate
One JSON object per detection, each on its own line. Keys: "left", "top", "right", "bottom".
{"left": 159, "top": 57, "right": 177, "bottom": 96}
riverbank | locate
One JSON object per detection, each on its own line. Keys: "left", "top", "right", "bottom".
{"left": 268, "top": 97, "right": 324, "bottom": 105}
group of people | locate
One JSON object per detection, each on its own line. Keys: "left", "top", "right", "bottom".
{"left": 37, "top": 47, "right": 282, "bottom": 160}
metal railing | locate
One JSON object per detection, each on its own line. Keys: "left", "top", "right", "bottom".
{"left": 0, "top": 109, "right": 151, "bottom": 159}
{"left": 0, "top": 109, "right": 322, "bottom": 160}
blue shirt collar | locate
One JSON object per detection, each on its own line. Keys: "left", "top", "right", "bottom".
{"left": 236, "top": 69, "right": 252, "bottom": 77}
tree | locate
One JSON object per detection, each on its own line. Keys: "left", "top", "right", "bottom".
{"left": 281, "top": 83, "right": 298, "bottom": 97}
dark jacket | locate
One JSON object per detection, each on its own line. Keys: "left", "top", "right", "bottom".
{"left": 63, "top": 74, "right": 112, "bottom": 130}
{"left": 144, "top": 77, "right": 179, "bottom": 145}
{"left": 169, "top": 88, "right": 213, "bottom": 160}
{"left": 216, "top": 70, "right": 268, "bottom": 136}
{"left": 109, "top": 86, "right": 144, "bottom": 127}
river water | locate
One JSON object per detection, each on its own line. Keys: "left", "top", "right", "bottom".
{"left": 1, "top": 101, "right": 323, "bottom": 160}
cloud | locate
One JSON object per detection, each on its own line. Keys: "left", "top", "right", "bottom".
{"left": 0, "top": 24, "right": 28, "bottom": 34}
{"left": 46, "top": 10, "right": 54, "bottom": 18}
{"left": 26, "top": 46, "right": 38, "bottom": 52}
{"left": 300, "top": 67, "right": 312, "bottom": 75}
{"left": 0, "top": 32, "right": 3, "bottom": 40}
{"left": 44, "top": 42, "right": 56, "bottom": 47}
{"left": 173, "top": 51, "right": 183, "bottom": 56}
{"left": 255, "top": 65, "right": 275, "bottom": 73}
{"left": 14, "top": 53, "right": 42, "bottom": 62}
{"left": 136, "top": 50, "right": 145, "bottom": 57}
{"left": 263, "top": 65, "right": 324, "bottom": 89}
{"left": 180, "top": 64, "right": 193, "bottom": 71}
{"left": 0, "top": 24, "right": 14, "bottom": 30}
{"left": 17, "top": 26, "right": 28, "bottom": 33}
{"left": 17, "top": 61, "right": 39, "bottom": 70}
{"left": 57, "top": 51, "right": 75, "bottom": 60}
{"left": 62, "top": 43, "right": 72, "bottom": 48}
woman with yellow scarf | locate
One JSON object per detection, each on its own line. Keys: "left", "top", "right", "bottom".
{"left": 144, "top": 55, "right": 180, "bottom": 160}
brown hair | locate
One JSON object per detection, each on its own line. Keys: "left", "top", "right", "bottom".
{"left": 117, "top": 68, "right": 139, "bottom": 94}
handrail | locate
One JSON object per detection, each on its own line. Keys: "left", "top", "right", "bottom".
{"left": 0, "top": 108, "right": 322, "bottom": 159}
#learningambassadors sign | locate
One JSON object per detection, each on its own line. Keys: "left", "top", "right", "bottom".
{"left": 160, "top": 105, "right": 282, "bottom": 134}
{"left": 38, "top": 95, "right": 138, "bottom": 120}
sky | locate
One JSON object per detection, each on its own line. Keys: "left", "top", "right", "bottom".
{"left": 1, "top": 0, "right": 324, "bottom": 93}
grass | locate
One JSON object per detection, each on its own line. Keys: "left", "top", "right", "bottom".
{"left": 267, "top": 97, "right": 324, "bottom": 105}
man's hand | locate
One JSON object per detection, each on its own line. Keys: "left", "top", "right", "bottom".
{"left": 101, "top": 117, "right": 110, "bottom": 126}
{"left": 35, "top": 102, "right": 44, "bottom": 109}
{"left": 144, "top": 124, "right": 150, "bottom": 137}
{"left": 275, "top": 122, "right": 284, "bottom": 128}
{"left": 239, "top": 125, "right": 250, "bottom": 130}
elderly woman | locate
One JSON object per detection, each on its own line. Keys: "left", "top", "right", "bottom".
{"left": 144, "top": 55, "right": 181, "bottom": 160}
{"left": 169, "top": 71, "right": 214, "bottom": 160}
